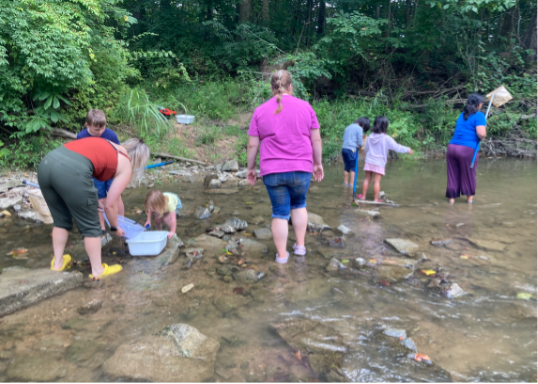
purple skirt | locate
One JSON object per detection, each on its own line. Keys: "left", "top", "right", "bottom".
{"left": 446, "top": 143, "right": 477, "bottom": 198}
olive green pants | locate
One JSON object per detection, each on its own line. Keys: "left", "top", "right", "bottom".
{"left": 37, "top": 146, "right": 101, "bottom": 237}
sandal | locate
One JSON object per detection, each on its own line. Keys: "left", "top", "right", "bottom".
{"left": 89, "top": 263, "right": 123, "bottom": 279}
{"left": 275, "top": 252, "right": 289, "bottom": 264}
{"left": 50, "top": 254, "right": 72, "bottom": 271}
{"left": 293, "top": 244, "right": 306, "bottom": 256}
{"left": 357, "top": 194, "right": 365, "bottom": 199}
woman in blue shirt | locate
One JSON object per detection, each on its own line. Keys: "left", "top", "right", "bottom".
{"left": 446, "top": 94, "right": 487, "bottom": 204}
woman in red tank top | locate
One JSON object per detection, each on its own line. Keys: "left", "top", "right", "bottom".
{"left": 38, "top": 138, "right": 149, "bottom": 279}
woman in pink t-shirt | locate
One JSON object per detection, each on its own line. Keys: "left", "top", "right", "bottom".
{"left": 246, "top": 70, "right": 324, "bottom": 264}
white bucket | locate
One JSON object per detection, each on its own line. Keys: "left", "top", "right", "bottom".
{"left": 176, "top": 115, "right": 195, "bottom": 124}
{"left": 126, "top": 231, "right": 168, "bottom": 256}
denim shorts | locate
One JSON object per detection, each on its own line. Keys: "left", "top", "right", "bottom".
{"left": 93, "top": 178, "right": 113, "bottom": 199}
{"left": 263, "top": 171, "right": 311, "bottom": 220}
{"left": 341, "top": 148, "right": 357, "bottom": 172}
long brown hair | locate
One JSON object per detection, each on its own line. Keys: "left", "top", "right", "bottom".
{"left": 145, "top": 190, "right": 167, "bottom": 218}
{"left": 271, "top": 69, "right": 293, "bottom": 114}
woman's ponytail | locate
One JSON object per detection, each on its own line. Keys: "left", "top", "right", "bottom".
{"left": 463, "top": 93, "right": 484, "bottom": 120}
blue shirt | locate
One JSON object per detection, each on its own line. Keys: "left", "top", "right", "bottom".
{"left": 76, "top": 127, "right": 120, "bottom": 144}
{"left": 341, "top": 124, "right": 363, "bottom": 151}
{"left": 449, "top": 112, "right": 486, "bottom": 149}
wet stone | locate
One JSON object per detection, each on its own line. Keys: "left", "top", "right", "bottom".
{"left": 223, "top": 217, "right": 248, "bottom": 231}
{"left": 239, "top": 179, "right": 251, "bottom": 187}
{"left": 385, "top": 238, "right": 420, "bottom": 254}
{"left": 0, "top": 195, "right": 22, "bottom": 210}
{"left": 329, "top": 237, "right": 346, "bottom": 248}
{"left": 233, "top": 269, "right": 263, "bottom": 284}
{"left": 249, "top": 216, "right": 265, "bottom": 225}
{"left": 307, "top": 212, "right": 330, "bottom": 232}
{"left": 194, "top": 206, "right": 211, "bottom": 220}
{"left": 103, "top": 323, "right": 220, "bottom": 382}
{"left": 354, "top": 257, "right": 366, "bottom": 268}
{"left": 77, "top": 299, "right": 103, "bottom": 315}
{"left": 222, "top": 159, "right": 239, "bottom": 172}
{"left": 187, "top": 234, "right": 227, "bottom": 255}
{"left": 326, "top": 257, "right": 346, "bottom": 272}
{"left": 0, "top": 268, "right": 83, "bottom": 317}
{"left": 353, "top": 209, "right": 380, "bottom": 218}
{"left": 337, "top": 225, "right": 354, "bottom": 235}
{"left": 400, "top": 337, "right": 418, "bottom": 352}
{"left": 203, "top": 174, "right": 219, "bottom": 188}
{"left": 7, "top": 353, "right": 67, "bottom": 381}
{"left": 442, "top": 283, "right": 467, "bottom": 299}
{"left": 214, "top": 295, "right": 252, "bottom": 314}
{"left": 384, "top": 328, "right": 407, "bottom": 338}
{"left": 431, "top": 238, "right": 453, "bottom": 247}
{"left": 209, "top": 230, "right": 225, "bottom": 238}
{"left": 468, "top": 238, "right": 507, "bottom": 252}
{"left": 154, "top": 234, "right": 183, "bottom": 268}
{"left": 253, "top": 227, "right": 272, "bottom": 240}
{"left": 209, "top": 179, "right": 221, "bottom": 188}
{"left": 238, "top": 238, "right": 268, "bottom": 254}
{"left": 204, "top": 188, "right": 239, "bottom": 195}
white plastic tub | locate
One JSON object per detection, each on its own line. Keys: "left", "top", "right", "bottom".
{"left": 176, "top": 114, "right": 195, "bottom": 124}
{"left": 104, "top": 214, "right": 145, "bottom": 239}
{"left": 126, "top": 231, "right": 168, "bottom": 256}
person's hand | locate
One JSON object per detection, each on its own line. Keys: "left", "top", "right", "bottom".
{"left": 247, "top": 169, "right": 257, "bottom": 186}
{"left": 114, "top": 227, "right": 125, "bottom": 237}
{"left": 313, "top": 164, "right": 324, "bottom": 182}
{"left": 408, "top": 149, "right": 414, "bottom": 155}
{"left": 97, "top": 201, "right": 105, "bottom": 212}
{"left": 144, "top": 220, "right": 151, "bottom": 229}
{"left": 167, "top": 231, "right": 175, "bottom": 239}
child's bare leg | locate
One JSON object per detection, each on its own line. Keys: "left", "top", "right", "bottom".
{"left": 155, "top": 216, "right": 163, "bottom": 230}
{"left": 163, "top": 213, "right": 173, "bottom": 230}
{"left": 373, "top": 173, "right": 383, "bottom": 201}
{"left": 343, "top": 171, "right": 349, "bottom": 185}
{"left": 349, "top": 171, "right": 355, "bottom": 187}
{"left": 362, "top": 171, "right": 372, "bottom": 200}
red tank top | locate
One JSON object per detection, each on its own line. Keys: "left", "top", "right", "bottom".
{"left": 64, "top": 137, "right": 118, "bottom": 181}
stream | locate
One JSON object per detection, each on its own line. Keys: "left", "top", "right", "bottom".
{"left": 0, "top": 158, "right": 536, "bottom": 382}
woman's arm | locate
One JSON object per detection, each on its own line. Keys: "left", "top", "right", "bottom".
{"left": 476, "top": 125, "right": 487, "bottom": 140}
{"left": 246, "top": 135, "right": 260, "bottom": 186}
{"left": 106, "top": 153, "right": 131, "bottom": 236}
{"left": 311, "top": 129, "right": 324, "bottom": 182}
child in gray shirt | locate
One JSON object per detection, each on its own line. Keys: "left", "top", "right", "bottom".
{"left": 341, "top": 117, "right": 370, "bottom": 187}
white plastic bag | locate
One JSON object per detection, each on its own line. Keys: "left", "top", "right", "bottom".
{"left": 486, "top": 85, "right": 513, "bottom": 108}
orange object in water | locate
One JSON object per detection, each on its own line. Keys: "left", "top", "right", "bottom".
{"left": 414, "top": 353, "right": 431, "bottom": 362}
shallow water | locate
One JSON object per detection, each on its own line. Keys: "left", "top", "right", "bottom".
{"left": 0, "top": 159, "right": 536, "bottom": 382}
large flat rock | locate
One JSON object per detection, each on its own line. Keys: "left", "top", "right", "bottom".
{"left": 103, "top": 323, "right": 219, "bottom": 382}
{"left": 385, "top": 238, "right": 419, "bottom": 254}
{"left": 187, "top": 234, "right": 227, "bottom": 255}
{"left": 0, "top": 268, "right": 83, "bottom": 317}
{"left": 468, "top": 238, "right": 507, "bottom": 252}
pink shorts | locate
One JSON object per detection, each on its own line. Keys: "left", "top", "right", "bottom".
{"left": 364, "top": 162, "right": 385, "bottom": 175}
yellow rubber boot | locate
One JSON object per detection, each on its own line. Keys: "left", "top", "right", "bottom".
{"left": 89, "top": 263, "right": 122, "bottom": 280}
{"left": 51, "top": 254, "right": 72, "bottom": 271}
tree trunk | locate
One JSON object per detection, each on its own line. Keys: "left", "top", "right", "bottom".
{"left": 306, "top": 0, "right": 312, "bottom": 46}
{"left": 262, "top": 0, "right": 270, "bottom": 24}
{"left": 385, "top": 0, "right": 392, "bottom": 37}
{"left": 522, "top": 8, "right": 537, "bottom": 62}
{"left": 239, "top": 0, "right": 252, "bottom": 22}
{"left": 317, "top": 0, "right": 325, "bottom": 34}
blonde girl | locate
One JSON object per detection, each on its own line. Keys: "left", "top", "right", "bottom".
{"left": 144, "top": 190, "right": 182, "bottom": 239}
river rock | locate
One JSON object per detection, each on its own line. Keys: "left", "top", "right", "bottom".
{"left": 187, "top": 234, "right": 227, "bottom": 255}
{"left": 374, "top": 265, "right": 414, "bottom": 283}
{"left": 400, "top": 337, "right": 418, "bottom": 353}
{"left": 307, "top": 212, "right": 330, "bottom": 232}
{"left": 0, "top": 179, "right": 22, "bottom": 193}
{"left": 442, "top": 283, "right": 467, "bottom": 299}
{"left": 249, "top": 216, "right": 265, "bottom": 225}
{"left": 7, "top": 353, "right": 67, "bottom": 381}
{"left": 103, "top": 324, "right": 220, "bottom": 382}
{"left": 354, "top": 257, "right": 366, "bottom": 268}
{"left": 326, "top": 257, "right": 346, "bottom": 272}
{"left": 353, "top": 209, "right": 380, "bottom": 218}
{"left": 384, "top": 328, "right": 407, "bottom": 338}
{"left": 154, "top": 234, "right": 183, "bottom": 268}
{"left": 184, "top": 248, "right": 203, "bottom": 269}
{"left": 222, "top": 160, "right": 239, "bottom": 172}
{"left": 223, "top": 217, "right": 248, "bottom": 231}
{"left": 18, "top": 210, "right": 37, "bottom": 221}
{"left": 100, "top": 233, "right": 113, "bottom": 247}
{"left": 204, "top": 188, "right": 239, "bottom": 195}
{"left": 431, "top": 239, "right": 453, "bottom": 246}
{"left": 238, "top": 238, "right": 267, "bottom": 254}
{"left": 209, "top": 179, "right": 221, "bottom": 188}
{"left": 77, "top": 299, "right": 103, "bottom": 315}
{"left": 214, "top": 295, "right": 252, "bottom": 314}
{"left": 233, "top": 269, "right": 259, "bottom": 284}
{"left": 235, "top": 169, "right": 260, "bottom": 178}
{"left": 0, "top": 268, "right": 83, "bottom": 317}
{"left": 253, "top": 228, "right": 272, "bottom": 240}
{"left": 337, "top": 225, "right": 354, "bottom": 235}
{"left": 270, "top": 318, "right": 347, "bottom": 376}
{"left": 203, "top": 173, "right": 218, "bottom": 187}
{"left": 209, "top": 230, "right": 225, "bottom": 238}
{"left": 329, "top": 237, "right": 346, "bottom": 248}
{"left": 194, "top": 206, "right": 211, "bottom": 220}
{"left": 385, "top": 238, "right": 419, "bottom": 254}
{"left": 468, "top": 238, "right": 507, "bottom": 252}
{"left": 0, "top": 195, "right": 22, "bottom": 210}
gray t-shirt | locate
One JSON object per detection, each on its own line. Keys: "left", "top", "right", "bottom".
{"left": 342, "top": 124, "right": 363, "bottom": 151}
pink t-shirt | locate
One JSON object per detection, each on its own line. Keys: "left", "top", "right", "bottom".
{"left": 248, "top": 95, "right": 320, "bottom": 176}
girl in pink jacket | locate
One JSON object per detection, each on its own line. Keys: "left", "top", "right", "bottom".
{"left": 358, "top": 116, "right": 414, "bottom": 202}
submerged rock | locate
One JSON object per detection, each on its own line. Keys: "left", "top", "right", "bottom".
{"left": 400, "top": 337, "right": 418, "bottom": 353}
{"left": 468, "top": 238, "right": 507, "bottom": 252}
{"left": 431, "top": 239, "right": 453, "bottom": 247}
{"left": 209, "top": 179, "right": 221, "bottom": 188}
{"left": 354, "top": 257, "right": 367, "bottom": 268}
{"left": 253, "top": 227, "right": 272, "bottom": 240}
{"left": 0, "top": 195, "right": 22, "bottom": 210}
{"left": 77, "top": 299, "right": 103, "bottom": 315}
{"left": 7, "top": 353, "right": 67, "bottom": 381}
{"left": 337, "top": 225, "right": 354, "bottom": 235}
{"left": 442, "top": 283, "right": 467, "bottom": 299}
{"left": 329, "top": 237, "right": 346, "bottom": 248}
{"left": 18, "top": 210, "right": 37, "bottom": 221}
{"left": 214, "top": 295, "right": 252, "bottom": 314}
{"left": 187, "top": 234, "right": 227, "bottom": 255}
{"left": 326, "top": 257, "right": 346, "bottom": 272}
{"left": 249, "top": 216, "right": 265, "bottom": 225}
{"left": 222, "top": 159, "right": 239, "bottom": 172}
{"left": 103, "top": 323, "right": 219, "bottom": 382}
{"left": 154, "top": 234, "right": 183, "bottom": 268}
{"left": 383, "top": 328, "right": 407, "bottom": 338}
{"left": 223, "top": 217, "right": 248, "bottom": 231}
{"left": 270, "top": 318, "right": 347, "bottom": 376}
{"left": 233, "top": 269, "right": 264, "bottom": 284}
{"left": 307, "top": 212, "right": 330, "bottom": 232}
{"left": 385, "top": 238, "right": 420, "bottom": 254}
{"left": 238, "top": 238, "right": 267, "bottom": 254}
{"left": 208, "top": 230, "right": 225, "bottom": 238}
{"left": 0, "top": 268, "right": 83, "bottom": 317}
{"left": 203, "top": 174, "right": 219, "bottom": 188}
{"left": 184, "top": 248, "right": 203, "bottom": 269}
{"left": 353, "top": 209, "right": 380, "bottom": 218}
{"left": 194, "top": 206, "right": 211, "bottom": 220}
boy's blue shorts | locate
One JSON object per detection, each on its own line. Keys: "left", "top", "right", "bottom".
{"left": 341, "top": 148, "right": 357, "bottom": 172}
{"left": 94, "top": 177, "right": 113, "bottom": 199}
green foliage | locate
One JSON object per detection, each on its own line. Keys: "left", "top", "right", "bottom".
{"left": 0, "top": 134, "right": 63, "bottom": 168}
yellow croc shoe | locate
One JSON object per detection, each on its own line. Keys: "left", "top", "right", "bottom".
{"left": 51, "top": 254, "right": 72, "bottom": 271}
{"left": 89, "top": 263, "right": 122, "bottom": 280}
